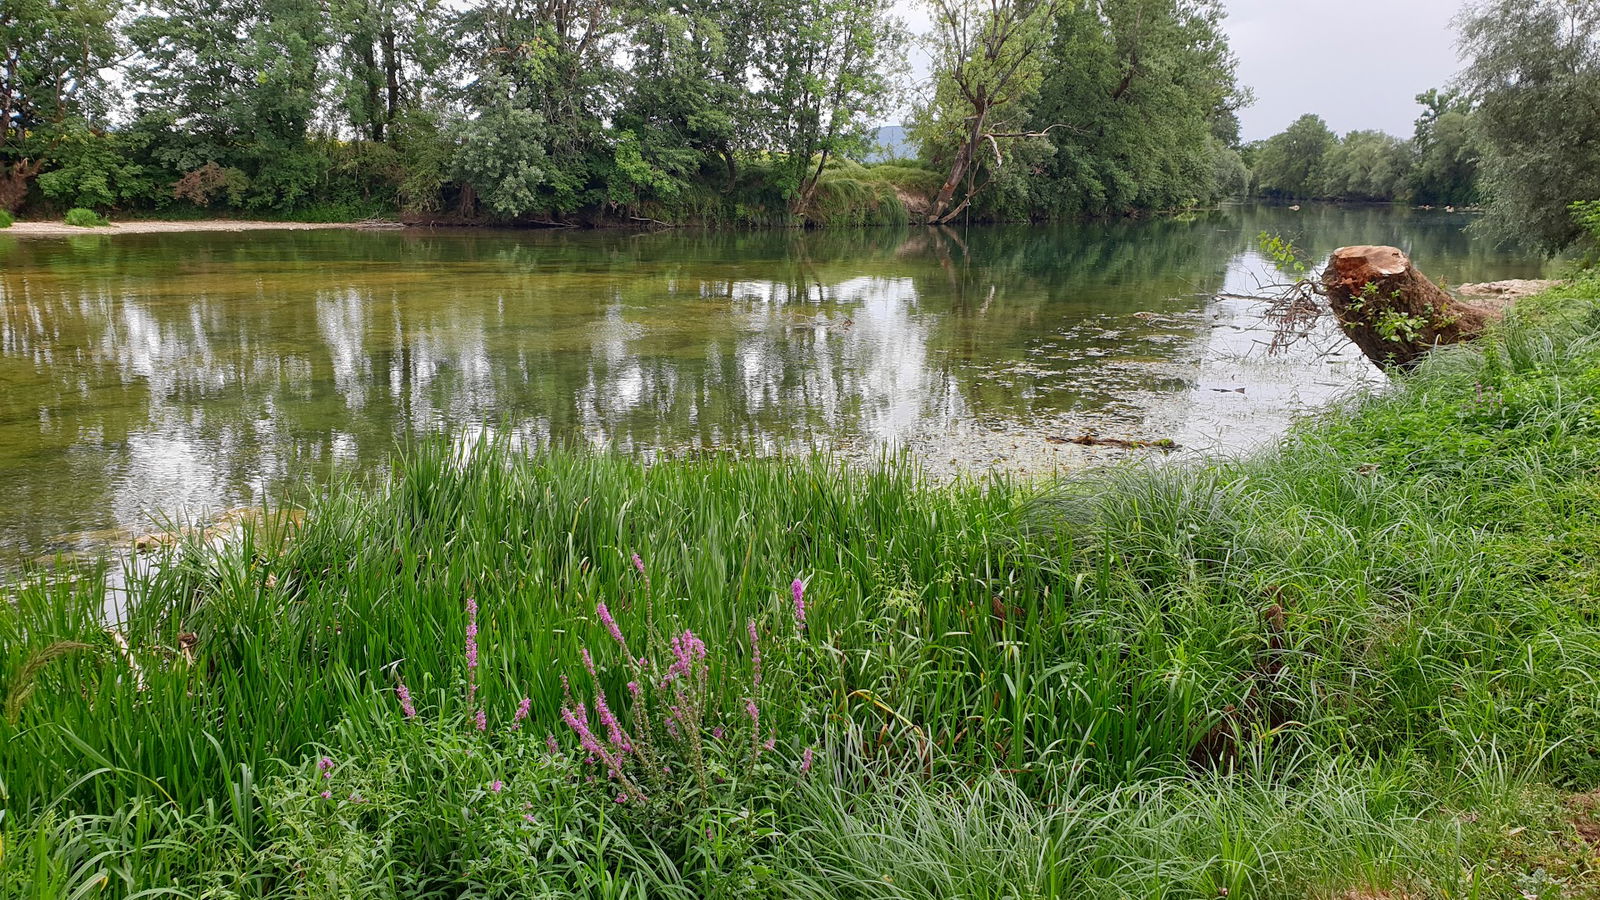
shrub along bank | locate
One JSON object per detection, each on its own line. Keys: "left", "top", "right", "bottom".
{"left": 3, "top": 281, "right": 1600, "bottom": 897}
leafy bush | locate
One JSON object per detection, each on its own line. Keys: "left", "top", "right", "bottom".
{"left": 0, "top": 209, "right": 12, "bottom": 228}
{"left": 63, "top": 207, "right": 109, "bottom": 227}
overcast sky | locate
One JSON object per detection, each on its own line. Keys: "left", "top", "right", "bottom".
{"left": 891, "top": 0, "right": 1474, "bottom": 141}
{"left": 1225, "top": 0, "right": 1471, "bottom": 142}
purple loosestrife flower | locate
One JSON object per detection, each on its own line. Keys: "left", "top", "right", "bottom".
{"left": 594, "top": 686, "right": 630, "bottom": 753}
{"left": 395, "top": 678, "right": 416, "bottom": 720}
{"left": 465, "top": 597, "right": 479, "bottom": 670}
{"left": 631, "top": 553, "right": 645, "bottom": 576}
{"left": 627, "top": 681, "right": 641, "bottom": 698}
{"left": 524, "top": 813, "right": 537, "bottom": 823}
{"left": 596, "top": 601, "right": 630, "bottom": 654}
{"left": 320, "top": 790, "right": 331, "bottom": 800}
{"left": 581, "top": 647, "right": 597, "bottom": 677}
{"left": 490, "top": 780, "right": 504, "bottom": 793}
{"left": 800, "top": 747, "right": 815, "bottom": 774}
{"left": 792, "top": 578, "right": 807, "bottom": 627}
{"left": 546, "top": 733, "right": 560, "bottom": 755}
{"left": 712, "top": 727, "right": 724, "bottom": 740}
{"left": 745, "top": 699, "right": 759, "bottom": 726}
{"left": 512, "top": 697, "right": 531, "bottom": 730}
{"left": 475, "top": 709, "right": 487, "bottom": 732}
{"left": 747, "top": 619, "right": 762, "bottom": 687}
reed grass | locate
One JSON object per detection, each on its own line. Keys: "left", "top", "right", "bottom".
{"left": 4, "top": 286, "right": 1600, "bottom": 897}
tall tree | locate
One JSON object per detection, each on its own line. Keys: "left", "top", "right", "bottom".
{"left": 452, "top": 0, "right": 626, "bottom": 217}
{"left": 1250, "top": 113, "right": 1337, "bottom": 199}
{"left": 327, "top": 0, "right": 447, "bottom": 143}
{"left": 1030, "top": 0, "right": 1249, "bottom": 216}
{"left": 126, "top": 0, "right": 328, "bottom": 207}
{"left": 1458, "top": 0, "right": 1600, "bottom": 251}
{"left": 759, "top": 0, "right": 902, "bottom": 212}
{"left": 1409, "top": 89, "right": 1478, "bottom": 207}
{"left": 0, "top": 0, "right": 121, "bottom": 210}
{"left": 917, "top": 0, "right": 1063, "bottom": 224}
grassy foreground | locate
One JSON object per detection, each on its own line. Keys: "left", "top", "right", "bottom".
{"left": 4, "top": 285, "right": 1600, "bottom": 898}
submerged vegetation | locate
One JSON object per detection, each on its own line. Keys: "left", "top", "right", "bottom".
{"left": 4, "top": 278, "right": 1600, "bottom": 896}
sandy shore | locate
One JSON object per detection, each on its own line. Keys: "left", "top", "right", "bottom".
{"left": 5, "top": 219, "right": 378, "bottom": 237}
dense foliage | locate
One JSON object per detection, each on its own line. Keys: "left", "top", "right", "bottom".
{"left": 1247, "top": 106, "right": 1477, "bottom": 207}
{"left": 1459, "top": 0, "right": 1600, "bottom": 252}
{"left": 913, "top": 0, "right": 1250, "bottom": 222}
{"left": 2, "top": 0, "right": 1252, "bottom": 225}
{"left": 5, "top": 281, "right": 1600, "bottom": 896}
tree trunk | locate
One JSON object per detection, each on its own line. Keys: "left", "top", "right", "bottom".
{"left": 1321, "top": 245, "right": 1503, "bottom": 370}
{"left": 926, "top": 108, "right": 987, "bottom": 224}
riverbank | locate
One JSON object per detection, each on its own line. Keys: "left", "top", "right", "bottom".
{"left": 4, "top": 278, "right": 1600, "bottom": 897}
{"left": 3, "top": 219, "right": 378, "bottom": 237}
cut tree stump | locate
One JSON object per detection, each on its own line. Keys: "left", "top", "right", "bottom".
{"left": 1321, "top": 245, "right": 1503, "bottom": 370}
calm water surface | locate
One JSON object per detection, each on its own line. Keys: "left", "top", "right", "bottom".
{"left": 0, "top": 204, "right": 1556, "bottom": 560}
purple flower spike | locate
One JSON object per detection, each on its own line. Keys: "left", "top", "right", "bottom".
{"left": 512, "top": 697, "right": 531, "bottom": 730}
{"left": 465, "top": 597, "right": 479, "bottom": 670}
{"left": 475, "top": 708, "right": 487, "bottom": 732}
{"left": 632, "top": 553, "right": 645, "bottom": 576}
{"left": 320, "top": 790, "right": 331, "bottom": 800}
{"left": 490, "top": 780, "right": 504, "bottom": 793}
{"left": 395, "top": 678, "right": 416, "bottom": 719}
{"left": 546, "top": 733, "right": 560, "bottom": 755}
{"left": 800, "top": 747, "right": 815, "bottom": 774}
{"left": 791, "top": 578, "right": 807, "bottom": 627}
{"left": 747, "top": 619, "right": 762, "bottom": 687}
{"left": 627, "top": 681, "right": 641, "bottom": 698}
{"left": 597, "top": 601, "right": 629, "bottom": 652}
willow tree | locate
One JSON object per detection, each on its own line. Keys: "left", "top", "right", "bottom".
{"left": 918, "top": 0, "right": 1063, "bottom": 224}
{"left": 1459, "top": 0, "right": 1600, "bottom": 251}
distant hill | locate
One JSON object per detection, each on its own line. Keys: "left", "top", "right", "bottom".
{"left": 865, "top": 125, "right": 914, "bottom": 163}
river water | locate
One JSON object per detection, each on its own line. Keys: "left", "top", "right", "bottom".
{"left": 0, "top": 204, "right": 1557, "bottom": 561}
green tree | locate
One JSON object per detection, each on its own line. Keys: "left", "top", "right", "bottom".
{"left": 916, "top": 0, "right": 1063, "bottom": 224}
{"left": 1320, "top": 130, "right": 1412, "bottom": 201}
{"left": 126, "top": 0, "right": 329, "bottom": 208}
{"left": 1030, "top": 0, "right": 1249, "bottom": 216}
{"left": 451, "top": 0, "right": 626, "bottom": 217}
{"left": 1409, "top": 89, "right": 1477, "bottom": 206}
{"left": 759, "top": 0, "right": 902, "bottom": 213}
{"left": 1459, "top": 0, "right": 1600, "bottom": 250}
{"left": 1250, "top": 113, "right": 1337, "bottom": 199}
{"left": 0, "top": 0, "right": 121, "bottom": 210}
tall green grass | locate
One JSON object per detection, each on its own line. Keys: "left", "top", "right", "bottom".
{"left": 4, "top": 287, "right": 1600, "bottom": 897}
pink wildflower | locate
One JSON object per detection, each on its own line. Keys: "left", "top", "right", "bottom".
{"left": 712, "top": 726, "right": 724, "bottom": 740}
{"left": 475, "top": 708, "right": 487, "bottom": 732}
{"left": 791, "top": 578, "right": 807, "bottom": 627}
{"left": 546, "top": 733, "right": 560, "bottom": 755}
{"left": 512, "top": 697, "right": 531, "bottom": 730}
{"left": 800, "top": 747, "right": 815, "bottom": 774}
{"left": 745, "top": 698, "right": 759, "bottom": 725}
{"left": 597, "top": 601, "right": 629, "bottom": 652}
{"left": 465, "top": 597, "right": 479, "bottom": 670}
{"left": 747, "top": 619, "right": 762, "bottom": 687}
{"left": 524, "top": 813, "right": 536, "bottom": 823}
{"left": 395, "top": 678, "right": 416, "bottom": 719}
{"left": 581, "top": 647, "right": 597, "bottom": 677}
{"left": 320, "top": 790, "right": 331, "bottom": 800}
{"left": 627, "top": 681, "right": 641, "bottom": 698}
{"left": 490, "top": 780, "right": 504, "bottom": 793}
{"left": 631, "top": 553, "right": 645, "bottom": 576}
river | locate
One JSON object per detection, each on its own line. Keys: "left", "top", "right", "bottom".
{"left": 0, "top": 204, "right": 1557, "bottom": 561}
